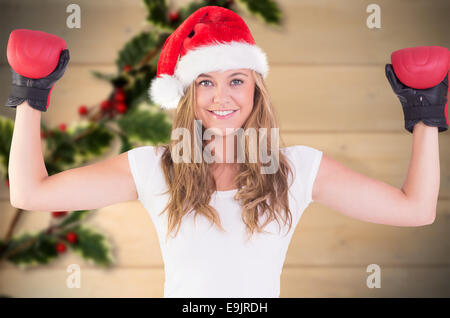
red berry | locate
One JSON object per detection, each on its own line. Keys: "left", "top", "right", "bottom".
{"left": 5, "top": 179, "right": 9, "bottom": 188}
{"left": 56, "top": 242, "right": 66, "bottom": 253}
{"left": 122, "top": 65, "right": 132, "bottom": 72}
{"left": 115, "top": 102, "right": 127, "bottom": 114}
{"left": 52, "top": 211, "right": 68, "bottom": 218}
{"left": 40, "top": 131, "right": 46, "bottom": 138}
{"left": 78, "top": 105, "right": 88, "bottom": 115}
{"left": 66, "top": 232, "right": 78, "bottom": 244}
{"left": 169, "top": 11, "right": 180, "bottom": 22}
{"left": 58, "top": 123, "right": 66, "bottom": 132}
{"left": 114, "top": 90, "right": 125, "bottom": 102}
{"left": 100, "top": 100, "right": 112, "bottom": 111}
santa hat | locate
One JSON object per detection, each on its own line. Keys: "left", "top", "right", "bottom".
{"left": 149, "top": 6, "right": 269, "bottom": 110}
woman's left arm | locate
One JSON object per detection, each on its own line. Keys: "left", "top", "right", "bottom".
{"left": 401, "top": 121, "right": 439, "bottom": 224}
{"left": 311, "top": 121, "right": 439, "bottom": 227}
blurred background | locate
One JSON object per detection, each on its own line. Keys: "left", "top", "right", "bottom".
{"left": 0, "top": 0, "right": 449, "bottom": 297}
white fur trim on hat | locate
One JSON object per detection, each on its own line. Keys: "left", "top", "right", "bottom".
{"left": 148, "top": 74, "right": 184, "bottom": 110}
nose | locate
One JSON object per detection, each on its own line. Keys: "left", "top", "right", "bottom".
{"left": 213, "top": 83, "right": 231, "bottom": 104}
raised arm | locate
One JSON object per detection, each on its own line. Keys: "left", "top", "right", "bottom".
{"left": 311, "top": 121, "right": 438, "bottom": 227}
{"left": 310, "top": 46, "right": 448, "bottom": 227}
{"left": 6, "top": 29, "right": 138, "bottom": 211}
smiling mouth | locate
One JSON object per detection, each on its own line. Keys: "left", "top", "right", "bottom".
{"left": 208, "top": 109, "right": 238, "bottom": 119}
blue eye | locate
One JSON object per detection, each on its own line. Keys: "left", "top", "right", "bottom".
{"left": 198, "top": 80, "right": 210, "bottom": 86}
{"left": 198, "top": 79, "right": 243, "bottom": 86}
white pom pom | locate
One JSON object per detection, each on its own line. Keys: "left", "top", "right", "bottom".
{"left": 148, "top": 74, "right": 184, "bottom": 110}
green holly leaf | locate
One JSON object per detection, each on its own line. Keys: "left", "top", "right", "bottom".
{"left": 116, "top": 31, "right": 160, "bottom": 72}
{"left": 5, "top": 232, "right": 59, "bottom": 269}
{"left": 90, "top": 70, "right": 116, "bottom": 82}
{"left": 126, "top": 68, "right": 155, "bottom": 109}
{"left": 118, "top": 134, "right": 134, "bottom": 153}
{"left": 44, "top": 129, "right": 78, "bottom": 171}
{"left": 116, "top": 107, "right": 172, "bottom": 144}
{"left": 143, "top": 0, "right": 169, "bottom": 28}
{"left": 59, "top": 210, "right": 91, "bottom": 227}
{"left": 72, "top": 123, "right": 115, "bottom": 158}
{"left": 0, "top": 117, "right": 14, "bottom": 180}
{"left": 68, "top": 224, "right": 114, "bottom": 268}
{"left": 44, "top": 122, "right": 115, "bottom": 173}
{"left": 237, "top": 0, "right": 282, "bottom": 24}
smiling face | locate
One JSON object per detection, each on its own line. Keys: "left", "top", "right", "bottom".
{"left": 194, "top": 68, "right": 255, "bottom": 136}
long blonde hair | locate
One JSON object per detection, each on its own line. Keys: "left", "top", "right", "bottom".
{"left": 156, "top": 70, "right": 294, "bottom": 242}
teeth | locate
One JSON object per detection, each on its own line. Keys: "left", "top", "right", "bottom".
{"left": 211, "top": 110, "right": 236, "bottom": 116}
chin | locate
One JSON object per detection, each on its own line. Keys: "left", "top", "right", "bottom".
{"left": 206, "top": 124, "right": 245, "bottom": 137}
{"left": 204, "top": 127, "right": 228, "bottom": 137}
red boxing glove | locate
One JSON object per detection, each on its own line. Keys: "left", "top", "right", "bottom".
{"left": 4, "top": 29, "right": 70, "bottom": 112}
{"left": 385, "top": 46, "right": 449, "bottom": 133}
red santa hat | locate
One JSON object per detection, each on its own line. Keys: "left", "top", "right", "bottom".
{"left": 149, "top": 6, "right": 269, "bottom": 110}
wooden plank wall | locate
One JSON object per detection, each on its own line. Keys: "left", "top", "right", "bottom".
{"left": 0, "top": 0, "right": 449, "bottom": 297}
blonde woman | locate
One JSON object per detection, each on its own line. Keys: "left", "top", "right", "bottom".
{"left": 6, "top": 6, "right": 447, "bottom": 298}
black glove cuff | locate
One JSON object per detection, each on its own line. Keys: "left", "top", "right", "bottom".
{"left": 4, "top": 85, "right": 49, "bottom": 112}
{"left": 402, "top": 105, "right": 446, "bottom": 120}
{"left": 405, "top": 118, "right": 448, "bottom": 134}
{"left": 10, "top": 84, "right": 50, "bottom": 101}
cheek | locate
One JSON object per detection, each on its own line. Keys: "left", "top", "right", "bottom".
{"left": 240, "top": 91, "right": 254, "bottom": 116}
{"left": 240, "top": 106, "right": 253, "bottom": 124}
{"left": 194, "top": 96, "right": 205, "bottom": 118}
{"left": 194, "top": 102, "right": 211, "bottom": 126}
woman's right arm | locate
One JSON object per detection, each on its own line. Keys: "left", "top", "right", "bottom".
{"left": 9, "top": 101, "right": 138, "bottom": 211}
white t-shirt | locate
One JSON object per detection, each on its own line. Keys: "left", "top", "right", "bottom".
{"left": 127, "top": 145, "right": 323, "bottom": 298}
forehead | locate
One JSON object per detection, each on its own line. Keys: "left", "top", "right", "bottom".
{"left": 197, "top": 69, "right": 251, "bottom": 78}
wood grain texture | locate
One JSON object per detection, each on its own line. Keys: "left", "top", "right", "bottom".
{"left": 1, "top": 196, "right": 448, "bottom": 269}
{"left": 0, "top": 0, "right": 448, "bottom": 64}
{"left": 0, "top": 0, "right": 449, "bottom": 298}
{"left": 1, "top": 266, "right": 449, "bottom": 297}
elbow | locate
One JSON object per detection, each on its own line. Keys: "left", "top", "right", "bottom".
{"left": 9, "top": 182, "right": 35, "bottom": 210}
{"left": 417, "top": 208, "right": 436, "bottom": 226}
{"left": 9, "top": 193, "right": 28, "bottom": 210}
{"left": 10, "top": 197, "right": 24, "bottom": 210}
{"left": 8, "top": 182, "right": 27, "bottom": 209}
{"left": 10, "top": 197, "right": 22, "bottom": 209}
{"left": 424, "top": 210, "right": 436, "bottom": 225}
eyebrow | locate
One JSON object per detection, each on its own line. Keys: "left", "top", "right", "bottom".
{"left": 197, "top": 72, "right": 248, "bottom": 79}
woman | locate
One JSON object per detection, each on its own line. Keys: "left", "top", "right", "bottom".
{"left": 6, "top": 6, "right": 447, "bottom": 298}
